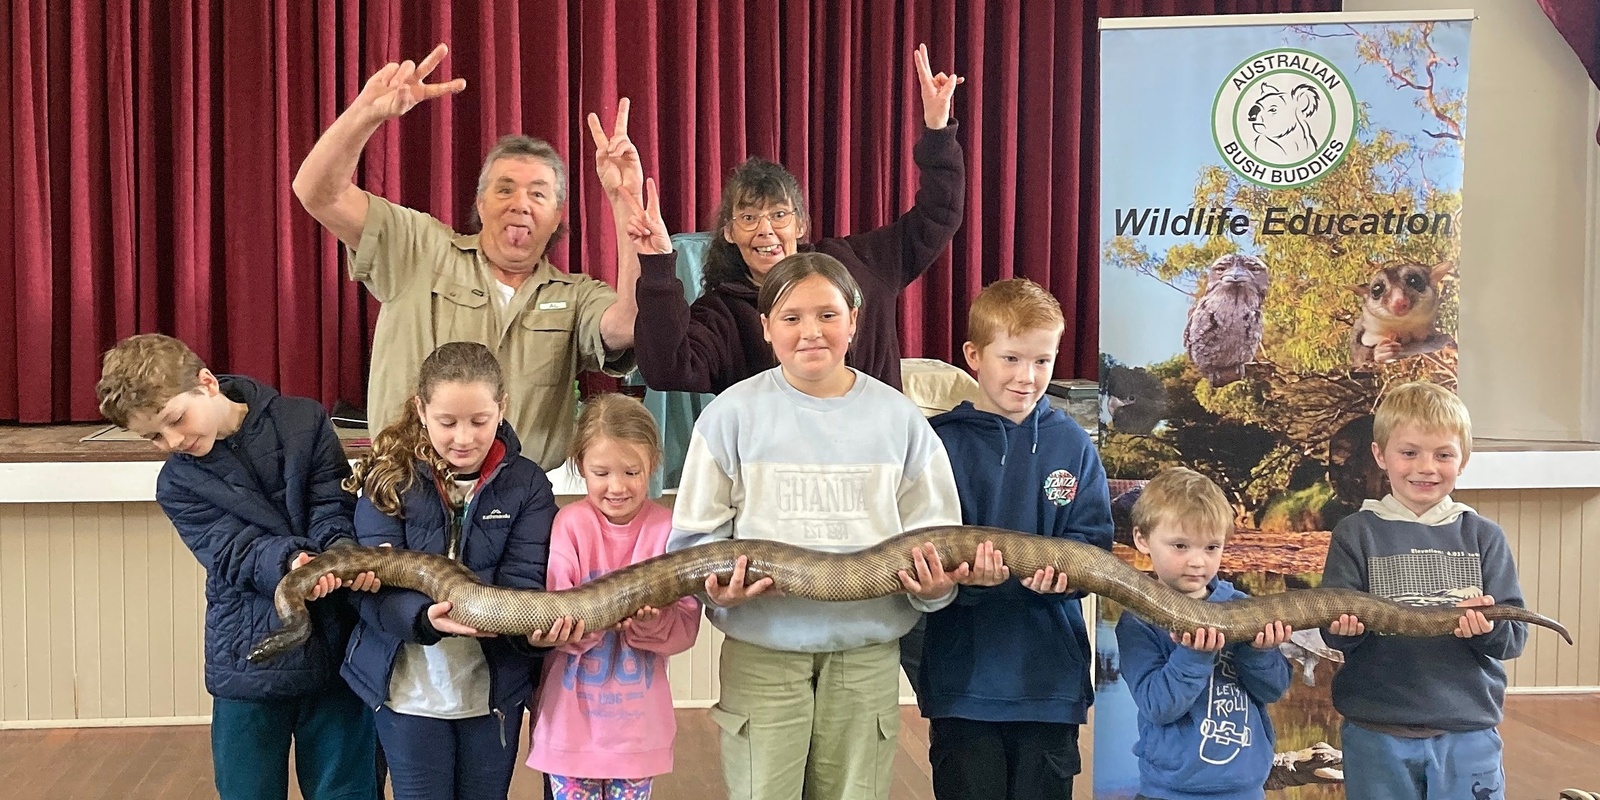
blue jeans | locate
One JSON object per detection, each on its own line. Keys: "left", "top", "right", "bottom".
{"left": 211, "top": 682, "right": 376, "bottom": 800}
{"left": 373, "top": 704, "right": 523, "bottom": 800}
{"left": 1341, "top": 720, "right": 1505, "bottom": 800}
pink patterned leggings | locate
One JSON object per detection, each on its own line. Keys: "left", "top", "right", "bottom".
{"left": 548, "top": 775, "right": 654, "bottom": 800}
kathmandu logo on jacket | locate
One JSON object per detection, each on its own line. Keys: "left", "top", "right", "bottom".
{"left": 481, "top": 508, "right": 511, "bottom": 521}
{"left": 1044, "top": 469, "right": 1079, "bottom": 507}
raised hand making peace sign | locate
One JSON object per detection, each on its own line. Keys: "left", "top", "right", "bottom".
{"left": 587, "top": 97, "right": 644, "bottom": 205}
{"left": 915, "top": 43, "right": 965, "bottom": 130}
{"left": 622, "top": 177, "right": 673, "bottom": 256}
{"left": 357, "top": 43, "right": 466, "bottom": 123}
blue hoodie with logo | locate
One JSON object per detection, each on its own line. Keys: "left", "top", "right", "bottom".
{"left": 1115, "top": 578, "right": 1292, "bottom": 800}
{"left": 920, "top": 396, "right": 1114, "bottom": 723}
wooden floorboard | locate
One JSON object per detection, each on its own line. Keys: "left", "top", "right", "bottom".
{"left": 3, "top": 697, "right": 1598, "bottom": 800}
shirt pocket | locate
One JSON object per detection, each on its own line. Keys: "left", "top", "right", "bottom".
{"left": 1134, "top": 717, "right": 1186, "bottom": 772}
{"left": 430, "top": 275, "right": 492, "bottom": 340}
{"left": 468, "top": 517, "right": 517, "bottom": 571}
{"left": 517, "top": 308, "right": 576, "bottom": 385}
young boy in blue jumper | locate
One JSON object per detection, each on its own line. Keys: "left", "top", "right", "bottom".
{"left": 1116, "top": 467, "right": 1292, "bottom": 800}
{"left": 1321, "top": 382, "right": 1526, "bottom": 799}
{"left": 919, "top": 279, "right": 1114, "bottom": 800}
{"left": 96, "top": 333, "right": 377, "bottom": 800}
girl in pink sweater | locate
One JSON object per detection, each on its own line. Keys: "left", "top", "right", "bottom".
{"left": 528, "top": 393, "right": 701, "bottom": 800}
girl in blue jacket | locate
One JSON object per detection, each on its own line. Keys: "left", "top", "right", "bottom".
{"left": 342, "top": 341, "right": 560, "bottom": 800}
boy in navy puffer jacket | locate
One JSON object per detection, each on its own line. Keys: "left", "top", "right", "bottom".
{"left": 96, "top": 333, "right": 376, "bottom": 800}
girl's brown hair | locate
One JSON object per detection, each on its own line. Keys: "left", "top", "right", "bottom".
{"left": 345, "top": 342, "right": 508, "bottom": 516}
{"left": 756, "top": 252, "right": 862, "bottom": 317}
{"left": 569, "top": 393, "right": 662, "bottom": 472}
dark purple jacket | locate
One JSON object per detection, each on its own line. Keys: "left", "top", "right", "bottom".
{"left": 634, "top": 123, "right": 965, "bottom": 393}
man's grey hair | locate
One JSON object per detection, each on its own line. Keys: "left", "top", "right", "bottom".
{"left": 474, "top": 135, "right": 568, "bottom": 206}
{"left": 469, "top": 135, "right": 569, "bottom": 251}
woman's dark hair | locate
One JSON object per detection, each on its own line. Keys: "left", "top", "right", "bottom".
{"left": 701, "top": 157, "right": 810, "bottom": 293}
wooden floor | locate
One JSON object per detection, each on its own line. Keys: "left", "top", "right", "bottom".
{"left": 2, "top": 696, "right": 1598, "bottom": 799}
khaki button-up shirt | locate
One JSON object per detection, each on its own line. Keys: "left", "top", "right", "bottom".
{"left": 349, "top": 194, "right": 634, "bottom": 469}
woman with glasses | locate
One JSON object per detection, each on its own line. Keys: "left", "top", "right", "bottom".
{"left": 617, "top": 43, "right": 967, "bottom": 396}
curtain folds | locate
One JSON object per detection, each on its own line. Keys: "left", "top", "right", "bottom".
{"left": 2, "top": 0, "right": 1334, "bottom": 423}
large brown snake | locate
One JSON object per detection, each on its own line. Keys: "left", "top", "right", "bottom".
{"left": 248, "top": 525, "right": 1571, "bottom": 663}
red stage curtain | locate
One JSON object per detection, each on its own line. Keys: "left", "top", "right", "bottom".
{"left": 1537, "top": 0, "right": 1600, "bottom": 142}
{"left": 1, "top": 0, "right": 1334, "bottom": 423}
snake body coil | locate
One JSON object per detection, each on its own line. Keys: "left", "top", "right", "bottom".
{"left": 248, "top": 525, "right": 1571, "bottom": 663}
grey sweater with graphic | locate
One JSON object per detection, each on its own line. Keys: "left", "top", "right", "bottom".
{"left": 666, "top": 368, "right": 962, "bottom": 653}
{"left": 1322, "top": 508, "right": 1528, "bottom": 731}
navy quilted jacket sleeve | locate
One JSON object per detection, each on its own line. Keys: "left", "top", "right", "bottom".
{"left": 306, "top": 411, "right": 358, "bottom": 550}
{"left": 157, "top": 476, "right": 317, "bottom": 597}
{"left": 494, "top": 461, "right": 556, "bottom": 591}
{"left": 490, "top": 461, "right": 556, "bottom": 658}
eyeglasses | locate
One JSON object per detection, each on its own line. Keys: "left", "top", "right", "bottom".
{"left": 730, "top": 208, "right": 797, "bottom": 232}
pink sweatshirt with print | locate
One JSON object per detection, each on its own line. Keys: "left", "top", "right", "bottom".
{"left": 527, "top": 500, "right": 701, "bottom": 780}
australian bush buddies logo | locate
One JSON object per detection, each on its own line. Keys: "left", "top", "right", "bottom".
{"left": 1213, "top": 48, "right": 1355, "bottom": 188}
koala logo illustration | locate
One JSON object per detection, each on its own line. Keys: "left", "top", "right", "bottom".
{"left": 1213, "top": 48, "right": 1356, "bottom": 188}
{"left": 1248, "top": 82, "right": 1321, "bottom": 159}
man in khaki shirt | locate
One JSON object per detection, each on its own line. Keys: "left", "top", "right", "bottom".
{"left": 292, "top": 43, "right": 640, "bottom": 468}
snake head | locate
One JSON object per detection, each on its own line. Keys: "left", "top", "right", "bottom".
{"left": 246, "top": 619, "right": 312, "bottom": 664}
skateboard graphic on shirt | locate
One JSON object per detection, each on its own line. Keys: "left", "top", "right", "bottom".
{"left": 1198, "top": 653, "right": 1252, "bottom": 765}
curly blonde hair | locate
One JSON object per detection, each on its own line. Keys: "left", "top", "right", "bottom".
{"left": 345, "top": 342, "right": 507, "bottom": 517}
{"left": 94, "top": 334, "right": 207, "bottom": 428}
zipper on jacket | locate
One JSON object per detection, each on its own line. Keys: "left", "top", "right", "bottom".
{"left": 437, "top": 456, "right": 501, "bottom": 563}
{"left": 445, "top": 503, "right": 465, "bottom": 561}
{"left": 225, "top": 438, "right": 272, "bottom": 500}
{"left": 493, "top": 707, "right": 507, "bottom": 749}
